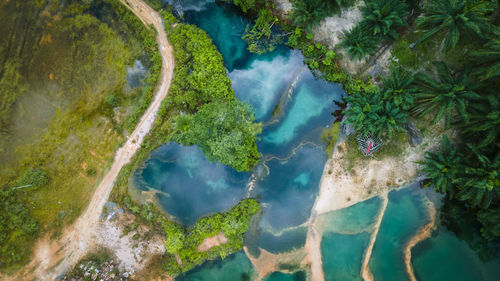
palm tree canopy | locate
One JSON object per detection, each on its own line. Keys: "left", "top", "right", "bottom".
{"left": 462, "top": 95, "right": 500, "bottom": 147}
{"left": 339, "top": 25, "right": 378, "bottom": 60}
{"left": 382, "top": 66, "right": 417, "bottom": 111}
{"left": 344, "top": 89, "right": 408, "bottom": 138}
{"left": 413, "top": 61, "right": 481, "bottom": 127}
{"left": 414, "top": 0, "right": 494, "bottom": 51}
{"left": 361, "top": 0, "right": 408, "bottom": 39}
{"left": 422, "top": 136, "right": 462, "bottom": 195}
{"left": 470, "top": 32, "right": 500, "bottom": 82}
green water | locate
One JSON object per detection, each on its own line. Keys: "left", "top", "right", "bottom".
{"left": 263, "top": 271, "right": 307, "bottom": 281}
{"left": 319, "top": 198, "right": 381, "bottom": 281}
{"left": 319, "top": 197, "right": 381, "bottom": 234}
{"left": 175, "top": 251, "right": 256, "bottom": 281}
{"left": 412, "top": 228, "right": 500, "bottom": 281}
{"left": 369, "top": 188, "right": 429, "bottom": 281}
{"left": 322, "top": 233, "right": 369, "bottom": 281}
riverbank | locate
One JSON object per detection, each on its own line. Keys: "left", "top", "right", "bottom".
{"left": 6, "top": 0, "right": 174, "bottom": 279}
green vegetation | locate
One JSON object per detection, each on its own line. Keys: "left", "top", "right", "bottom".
{"left": 339, "top": 0, "right": 409, "bottom": 60}
{"left": 413, "top": 0, "right": 494, "bottom": 51}
{"left": 0, "top": 189, "right": 39, "bottom": 269}
{"left": 413, "top": 61, "right": 480, "bottom": 128}
{"left": 286, "top": 27, "right": 377, "bottom": 95}
{"left": 162, "top": 199, "right": 260, "bottom": 274}
{"left": 344, "top": 88, "right": 408, "bottom": 138}
{"left": 361, "top": 0, "right": 408, "bottom": 40}
{"left": 0, "top": 0, "right": 161, "bottom": 270}
{"left": 321, "top": 122, "right": 341, "bottom": 156}
{"left": 117, "top": 196, "right": 260, "bottom": 276}
{"left": 339, "top": 25, "right": 377, "bottom": 60}
{"left": 175, "top": 101, "right": 261, "bottom": 172}
{"left": 242, "top": 9, "right": 280, "bottom": 54}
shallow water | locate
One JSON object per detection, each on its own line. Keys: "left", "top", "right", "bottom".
{"left": 318, "top": 196, "right": 381, "bottom": 235}
{"left": 133, "top": 143, "right": 249, "bottom": 225}
{"left": 369, "top": 188, "right": 429, "bottom": 281}
{"left": 263, "top": 271, "right": 307, "bottom": 281}
{"left": 322, "top": 233, "right": 368, "bottom": 281}
{"left": 413, "top": 227, "right": 500, "bottom": 281}
{"left": 126, "top": 60, "right": 147, "bottom": 89}
{"left": 175, "top": 251, "right": 256, "bottom": 281}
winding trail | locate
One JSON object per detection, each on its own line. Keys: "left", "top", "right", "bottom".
{"left": 12, "top": 0, "right": 174, "bottom": 279}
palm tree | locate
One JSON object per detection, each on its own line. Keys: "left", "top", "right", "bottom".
{"left": 412, "top": 61, "right": 481, "bottom": 128}
{"left": 456, "top": 146, "right": 500, "bottom": 209}
{"left": 382, "top": 66, "right": 417, "bottom": 111}
{"left": 469, "top": 35, "right": 500, "bottom": 82}
{"left": 339, "top": 25, "right": 378, "bottom": 60}
{"left": 361, "top": 0, "right": 408, "bottom": 40}
{"left": 477, "top": 207, "right": 500, "bottom": 240}
{"left": 421, "top": 136, "right": 462, "bottom": 195}
{"left": 344, "top": 89, "right": 408, "bottom": 138}
{"left": 293, "top": 0, "right": 329, "bottom": 30}
{"left": 413, "top": 0, "right": 494, "bottom": 51}
{"left": 462, "top": 95, "right": 500, "bottom": 147}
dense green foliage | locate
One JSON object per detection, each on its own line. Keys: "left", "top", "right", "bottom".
{"left": 162, "top": 199, "right": 260, "bottom": 274}
{"left": 344, "top": 88, "right": 408, "bottom": 138}
{"left": 164, "top": 21, "right": 261, "bottom": 171}
{"left": 286, "top": 27, "right": 376, "bottom": 95}
{"left": 242, "top": 9, "right": 281, "bottom": 54}
{"left": 414, "top": 0, "right": 495, "bottom": 51}
{"left": 413, "top": 61, "right": 480, "bottom": 128}
{"left": 340, "top": 0, "right": 409, "bottom": 60}
{"left": 175, "top": 101, "right": 261, "bottom": 172}
{"left": 339, "top": 25, "right": 378, "bottom": 60}
{"left": 469, "top": 34, "right": 500, "bottom": 82}
{"left": 423, "top": 137, "right": 499, "bottom": 219}
{"left": 360, "top": 0, "right": 408, "bottom": 40}
{"left": 0, "top": 189, "right": 39, "bottom": 269}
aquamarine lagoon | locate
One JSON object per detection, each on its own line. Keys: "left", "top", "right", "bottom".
{"left": 130, "top": 1, "right": 500, "bottom": 280}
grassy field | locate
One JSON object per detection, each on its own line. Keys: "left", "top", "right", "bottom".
{"left": 0, "top": 0, "right": 160, "bottom": 269}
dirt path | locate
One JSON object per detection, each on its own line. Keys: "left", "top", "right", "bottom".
{"left": 10, "top": 0, "right": 174, "bottom": 279}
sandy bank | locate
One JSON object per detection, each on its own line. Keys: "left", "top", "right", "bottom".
{"left": 404, "top": 198, "right": 436, "bottom": 281}
{"left": 244, "top": 247, "right": 307, "bottom": 281}
{"left": 197, "top": 232, "right": 228, "bottom": 252}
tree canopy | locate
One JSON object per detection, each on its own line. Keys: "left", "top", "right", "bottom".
{"left": 414, "top": 0, "right": 494, "bottom": 51}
